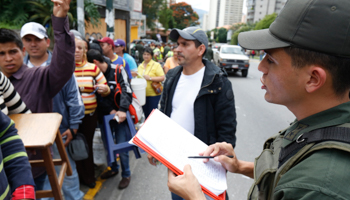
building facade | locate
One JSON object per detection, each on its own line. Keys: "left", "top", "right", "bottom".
{"left": 247, "top": 0, "right": 287, "bottom": 23}
{"left": 203, "top": 0, "right": 244, "bottom": 31}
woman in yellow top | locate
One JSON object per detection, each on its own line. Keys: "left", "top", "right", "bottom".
{"left": 163, "top": 46, "right": 179, "bottom": 74}
{"left": 137, "top": 47, "right": 165, "bottom": 118}
{"left": 74, "top": 37, "right": 110, "bottom": 188}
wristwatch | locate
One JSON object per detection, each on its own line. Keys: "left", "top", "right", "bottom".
{"left": 149, "top": 77, "right": 152, "bottom": 81}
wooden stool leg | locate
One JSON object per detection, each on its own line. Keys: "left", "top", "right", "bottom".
{"left": 55, "top": 130, "right": 73, "bottom": 175}
{"left": 41, "top": 147, "right": 63, "bottom": 200}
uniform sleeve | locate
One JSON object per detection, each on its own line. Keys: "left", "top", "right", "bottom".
{"left": 0, "top": 72, "right": 31, "bottom": 114}
{"left": 274, "top": 149, "right": 350, "bottom": 200}
{"left": 0, "top": 112, "right": 34, "bottom": 193}
{"left": 214, "top": 76, "right": 237, "bottom": 148}
{"left": 94, "top": 66, "right": 110, "bottom": 97}
{"left": 63, "top": 76, "right": 85, "bottom": 130}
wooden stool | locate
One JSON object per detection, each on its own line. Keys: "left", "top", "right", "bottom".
{"left": 9, "top": 113, "right": 72, "bottom": 200}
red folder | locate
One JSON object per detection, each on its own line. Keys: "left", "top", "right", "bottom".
{"left": 133, "top": 110, "right": 226, "bottom": 200}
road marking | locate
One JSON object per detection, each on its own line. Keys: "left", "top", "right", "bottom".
{"left": 83, "top": 170, "right": 108, "bottom": 200}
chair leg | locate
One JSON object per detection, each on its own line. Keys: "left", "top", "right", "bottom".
{"left": 41, "top": 147, "right": 63, "bottom": 200}
{"left": 55, "top": 131, "right": 73, "bottom": 176}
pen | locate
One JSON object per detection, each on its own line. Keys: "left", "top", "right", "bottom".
{"left": 188, "top": 155, "right": 234, "bottom": 159}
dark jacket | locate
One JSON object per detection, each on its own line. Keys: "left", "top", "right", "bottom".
{"left": 160, "top": 59, "right": 237, "bottom": 147}
{"left": 97, "top": 60, "right": 133, "bottom": 121}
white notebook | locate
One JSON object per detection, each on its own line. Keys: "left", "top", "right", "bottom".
{"left": 131, "top": 109, "right": 227, "bottom": 197}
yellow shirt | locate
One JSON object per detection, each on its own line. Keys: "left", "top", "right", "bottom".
{"left": 137, "top": 60, "right": 165, "bottom": 96}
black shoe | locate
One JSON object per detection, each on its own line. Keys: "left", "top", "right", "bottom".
{"left": 100, "top": 169, "right": 119, "bottom": 179}
{"left": 84, "top": 181, "right": 96, "bottom": 188}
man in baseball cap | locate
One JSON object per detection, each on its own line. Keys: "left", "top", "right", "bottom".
{"left": 99, "top": 36, "right": 115, "bottom": 58}
{"left": 148, "top": 26, "right": 237, "bottom": 200}
{"left": 168, "top": 0, "right": 350, "bottom": 199}
{"left": 21, "top": 22, "right": 50, "bottom": 67}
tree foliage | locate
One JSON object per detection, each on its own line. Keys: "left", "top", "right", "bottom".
{"left": 142, "top": 0, "right": 163, "bottom": 29}
{"left": 0, "top": 0, "right": 100, "bottom": 32}
{"left": 254, "top": 13, "right": 277, "bottom": 30}
{"left": 170, "top": 2, "right": 199, "bottom": 30}
{"left": 230, "top": 23, "right": 255, "bottom": 45}
{"left": 158, "top": 1, "right": 176, "bottom": 30}
{"left": 217, "top": 28, "right": 227, "bottom": 43}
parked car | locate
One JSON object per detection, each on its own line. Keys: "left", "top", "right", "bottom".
{"left": 212, "top": 43, "right": 225, "bottom": 52}
{"left": 213, "top": 45, "right": 250, "bottom": 77}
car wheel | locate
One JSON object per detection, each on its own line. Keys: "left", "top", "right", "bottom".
{"left": 242, "top": 69, "right": 248, "bottom": 77}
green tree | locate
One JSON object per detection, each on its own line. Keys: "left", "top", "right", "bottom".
{"left": 158, "top": 0, "right": 176, "bottom": 30}
{"left": 0, "top": 0, "right": 100, "bottom": 33}
{"left": 231, "top": 23, "right": 255, "bottom": 45}
{"left": 142, "top": 0, "right": 163, "bottom": 29}
{"left": 170, "top": 2, "right": 199, "bottom": 30}
{"left": 217, "top": 28, "right": 227, "bottom": 43}
{"left": 254, "top": 13, "right": 277, "bottom": 30}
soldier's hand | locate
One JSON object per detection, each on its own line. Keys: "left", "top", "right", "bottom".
{"left": 52, "top": 0, "right": 71, "bottom": 18}
{"left": 200, "top": 142, "right": 237, "bottom": 172}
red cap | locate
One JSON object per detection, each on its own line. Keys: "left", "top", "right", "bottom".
{"left": 98, "top": 37, "right": 115, "bottom": 47}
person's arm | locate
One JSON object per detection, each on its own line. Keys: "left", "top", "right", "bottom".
{"left": 61, "top": 76, "right": 85, "bottom": 146}
{"left": 116, "top": 66, "right": 133, "bottom": 123}
{"left": 45, "top": 0, "right": 76, "bottom": 99}
{"left": 94, "top": 66, "right": 110, "bottom": 97}
{"left": 214, "top": 75, "right": 237, "bottom": 148}
{"left": 123, "top": 60, "right": 132, "bottom": 80}
{"left": 0, "top": 112, "right": 34, "bottom": 199}
{"left": 1, "top": 72, "right": 31, "bottom": 114}
{"left": 163, "top": 59, "right": 170, "bottom": 74}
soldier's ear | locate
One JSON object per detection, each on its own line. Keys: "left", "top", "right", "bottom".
{"left": 198, "top": 44, "right": 206, "bottom": 57}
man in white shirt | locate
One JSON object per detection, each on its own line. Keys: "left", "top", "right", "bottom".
{"left": 148, "top": 27, "right": 237, "bottom": 200}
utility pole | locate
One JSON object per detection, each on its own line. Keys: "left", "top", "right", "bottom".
{"left": 77, "top": 0, "right": 85, "bottom": 38}
{"left": 106, "top": 0, "right": 115, "bottom": 39}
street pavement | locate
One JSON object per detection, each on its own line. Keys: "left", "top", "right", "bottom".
{"left": 87, "top": 59, "right": 295, "bottom": 200}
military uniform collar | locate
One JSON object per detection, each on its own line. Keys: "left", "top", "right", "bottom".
{"left": 282, "top": 101, "right": 350, "bottom": 147}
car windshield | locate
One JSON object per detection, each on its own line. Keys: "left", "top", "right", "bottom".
{"left": 221, "top": 46, "right": 244, "bottom": 55}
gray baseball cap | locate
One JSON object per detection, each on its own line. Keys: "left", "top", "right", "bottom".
{"left": 170, "top": 27, "right": 208, "bottom": 51}
{"left": 238, "top": 0, "right": 350, "bottom": 58}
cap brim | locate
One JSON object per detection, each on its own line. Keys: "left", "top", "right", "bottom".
{"left": 238, "top": 29, "right": 290, "bottom": 50}
{"left": 170, "top": 29, "right": 196, "bottom": 41}
{"left": 21, "top": 31, "right": 45, "bottom": 39}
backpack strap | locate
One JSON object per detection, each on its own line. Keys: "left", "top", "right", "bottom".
{"left": 279, "top": 126, "right": 350, "bottom": 167}
{"left": 114, "top": 64, "right": 123, "bottom": 108}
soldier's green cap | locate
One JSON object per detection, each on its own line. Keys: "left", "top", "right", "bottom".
{"left": 238, "top": 0, "right": 350, "bottom": 58}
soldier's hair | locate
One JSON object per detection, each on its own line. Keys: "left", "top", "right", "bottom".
{"left": 284, "top": 46, "right": 350, "bottom": 97}
{"left": 0, "top": 28, "right": 23, "bottom": 49}
{"left": 194, "top": 39, "right": 202, "bottom": 48}
{"left": 87, "top": 49, "right": 105, "bottom": 63}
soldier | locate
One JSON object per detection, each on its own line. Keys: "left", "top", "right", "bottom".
{"left": 168, "top": 0, "right": 350, "bottom": 199}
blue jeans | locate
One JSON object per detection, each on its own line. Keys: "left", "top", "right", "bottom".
{"left": 171, "top": 192, "right": 184, "bottom": 200}
{"left": 34, "top": 171, "right": 47, "bottom": 191}
{"left": 41, "top": 138, "right": 84, "bottom": 200}
{"left": 142, "top": 95, "right": 161, "bottom": 118}
{"left": 100, "top": 120, "right": 131, "bottom": 178}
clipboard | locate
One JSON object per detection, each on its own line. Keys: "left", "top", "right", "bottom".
{"left": 132, "top": 109, "right": 227, "bottom": 200}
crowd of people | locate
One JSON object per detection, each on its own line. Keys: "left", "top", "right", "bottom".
{"left": 1, "top": 0, "right": 350, "bottom": 200}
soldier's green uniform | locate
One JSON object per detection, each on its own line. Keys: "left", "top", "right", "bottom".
{"left": 135, "top": 43, "right": 144, "bottom": 63}
{"left": 204, "top": 47, "right": 213, "bottom": 61}
{"left": 163, "top": 45, "right": 171, "bottom": 58}
{"left": 249, "top": 101, "right": 350, "bottom": 200}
